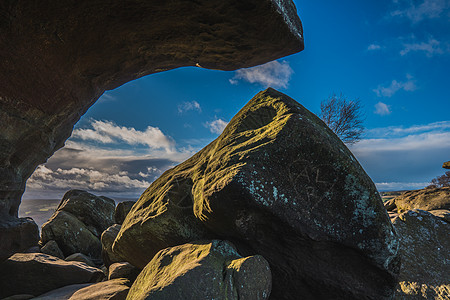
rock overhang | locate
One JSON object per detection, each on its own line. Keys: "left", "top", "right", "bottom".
{"left": 0, "top": 0, "right": 304, "bottom": 260}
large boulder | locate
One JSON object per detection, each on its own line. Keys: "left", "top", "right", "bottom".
{"left": 392, "top": 210, "right": 449, "bottom": 299}
{"left": 443, "top": 161, "right": 450, "bottom": 169}
{"left": 114, "top": 88, "right": 400, "bottom": 299}
{"left": 0, "top": 253, "right": 104, "bottom": 298}
{"left": 41, "top": 210, "right": 102, "bottom": 259}
{"left": 0, "top": 216, "right": 39, "bottom": 261}
{"left": 394, "top": 187, "right": 450, "bottom": 213}
{"left": 127, "top": 240, "right": 271, "bottom": 300}
{"left": 32, "top": 284, "right": 92, "bottom": 300}
{"left": 56, "top": 190, "right": 115, "bottom": 237}
{"left": 0, "top": 0, "right": 304, "bottom": 262}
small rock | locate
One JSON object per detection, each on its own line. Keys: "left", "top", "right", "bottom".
{"left": 128, "top": 240, "right": 271, "bottom": 300}
{"left": 108, "top": 262, "right": 140, "bottom": 282}
{"left": 41, "top": 240, "right": 64, "bottom": 259}
{"left": 101, "top": 224, "right": 122, "bottom": 267}
{"left": 65, "top": 253, "right": 96, "bottom": 267}
{"left": 0, "top": 253, "right": 104, "bottom": 298}
{"left": 0, "top": 217, "right": 39, "bottom": 262}
{"left": 114, "top": 201, "right": 135, "bottom": 224}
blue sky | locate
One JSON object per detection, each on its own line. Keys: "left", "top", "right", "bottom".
{"left": 24, "top": 0, "right": 450, "bottom": 199}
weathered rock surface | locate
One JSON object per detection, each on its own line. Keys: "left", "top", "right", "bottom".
{"left": 41, "top": 210, "right": 102, "bottom": 259}
{"left": 0, "top": 216, "right": 39, "bottom": 261}
{"left": 429, "top": 209, "right": 450, "bottom": 223}
{"left": 127, "top": 240, "right": 271, "bottom": 300}
{"left": 102, "top": 224, "right": 123, "bottom": 267}
{"left": 40, "top": 239, "right": 64, "bottom": 259}
{"left": 392, "top": 210, "right": 450, "bottom": 299}
{"left": 0, "top": 253, "right": 104, "bottom": 298}
{"left": 114, "top": 88, "right": 400, "bottom": 299}
{"left": 394, "top": 187, "right": 450, "bottom": 213}
{"left": 115, "top": 201, "right": 136, "bottom": 225}
{"left": 384, "top": 198, "right": 397, "bottom": 211}
{"left": 443, "top": 161, "right": 450, "bottom": 169}
{"left": 32, "top": 284, "right": 92, "bottom": 300}
{"left": 0, "top": 0, "right": 304, "bottom": 261}
{"left": 69, "top": 278, "right": 130, "bottom": 300}
{"left": 56, "top": 190, "right": 116, "bottom": 237}
{"left": 109, "top": 262, "right": 140, "bottom": 282}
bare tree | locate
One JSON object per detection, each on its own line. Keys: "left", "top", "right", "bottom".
{"left": 319, "top": 94, "right": 365, "bottom": 144}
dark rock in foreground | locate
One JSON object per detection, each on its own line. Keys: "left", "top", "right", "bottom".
{"left": 0, "top": 253, "right": 104, "bottom": 298}
{"left": 114, "top": 88, "right": 400, "bottom": 299}
{"left": 392, "top": 210, "right": 449, "bottom": 299}
{"left": 55, "top": 190, "right": 116, "bottom": 237}
{"left": 0, "top": 216, "right": 39, "bottom": 261}
{"left": 40, "top": 240, "right": 65, "bottom": 259}
{"left": 127, "top": 240, "right": 271, "bottom": 300}
{"left": 109, "top": 262, "right": 140, "bottom": 283}
{"left": 102, "top": 224, "right": 123, "bottom": 267}
{"left": 394, "top": 187, "right": 450, "bottom": 213}
{"left": 41, "top": 210, "right": 101, "bottom": 259}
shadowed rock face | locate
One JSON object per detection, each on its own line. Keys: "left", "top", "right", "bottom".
{"left": 0, "top": 0, "right": 304, "bottom": 260}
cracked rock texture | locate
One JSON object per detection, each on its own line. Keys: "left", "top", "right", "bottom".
{"left": 114, "top": 88, "right": 400, "bottom": 300}
{"left": 0, "top": 0, "right": 304, "bottom": 261}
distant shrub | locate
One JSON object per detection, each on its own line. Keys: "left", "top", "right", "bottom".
{"left": 427, "top": 171, "right": 450, "bottom": 188}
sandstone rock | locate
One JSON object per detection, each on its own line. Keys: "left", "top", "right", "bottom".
{"left": 108, "top": 262, "right": 140, "bottom": 282}
{"left": 0, "top": 0, "right": 304, "bottom": 261}
{"left": 384, "top": 198, "right": 397, "bottom": 211}
{"left": 0, "top": 253, "right": 104, "bottom": 298}
{"left": 429, "top": 209, "right": 450, "bottom": 222}
{"left": 394, "top": 187, "right": 450, "bottom": 213}
{"left": 32, "top": 284, "right": 92, "bottom": 300}
{"left": 0, "top": 216, "right": 39, "bottom": 261}
{"left": 115, "top": 201, "right": 136, "bottom": 225}
{"left": 68, "top": 278, "right": 130, "bottom": 300}
{"left": 114, "top": 89, "right": 400, "bottom": 299}
{"left": 41, "top": 240, "right": 64, "bottom": 259}
{"left": 393, "top": 210, "right": 449, "bottom": 299}
{"left": 443, "top": 161, "right": 450, "bottom": 169}
{"left": 65, "top": 253, "right": 96, "bottom": 268}
{"left": 56, "top": 190, "right": 115, "bottom": 237}
{"left": 41, "top": 210, "right": 101, "bottom": 259}
{"left": 102, "top": 224, "right": 123, "bottom": 267}
{"left": 128, "top": 240, "right": 271, "bottom": 300}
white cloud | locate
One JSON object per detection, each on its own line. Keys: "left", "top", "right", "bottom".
{"left": 205, "top": 118, "right": 229, "bottom": 134}
{"left": 390, "top": 0, "right": 450, "bottom": 23}
{"left": 177, "top": 101, "right": 202, "bottom": 114}
{"left": 349, "top": 121, "right": 450, "bottom": 191}
{"left": 373, "top": 75, "right": 417, "bottom": 97}
{"left": 72, "top": 120, "right": 175, "bottom": 151}
{"left": 374, "top": 102, "right": 392, "bottom": 116}
{"left": 229, "top": 60, "right": 293, "bottom": 89}
{"left": 400, "top": 37, "right": 445, "bottom": 57}
{"left": 367, "top": 44, "right": 382, "bottom": 51}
